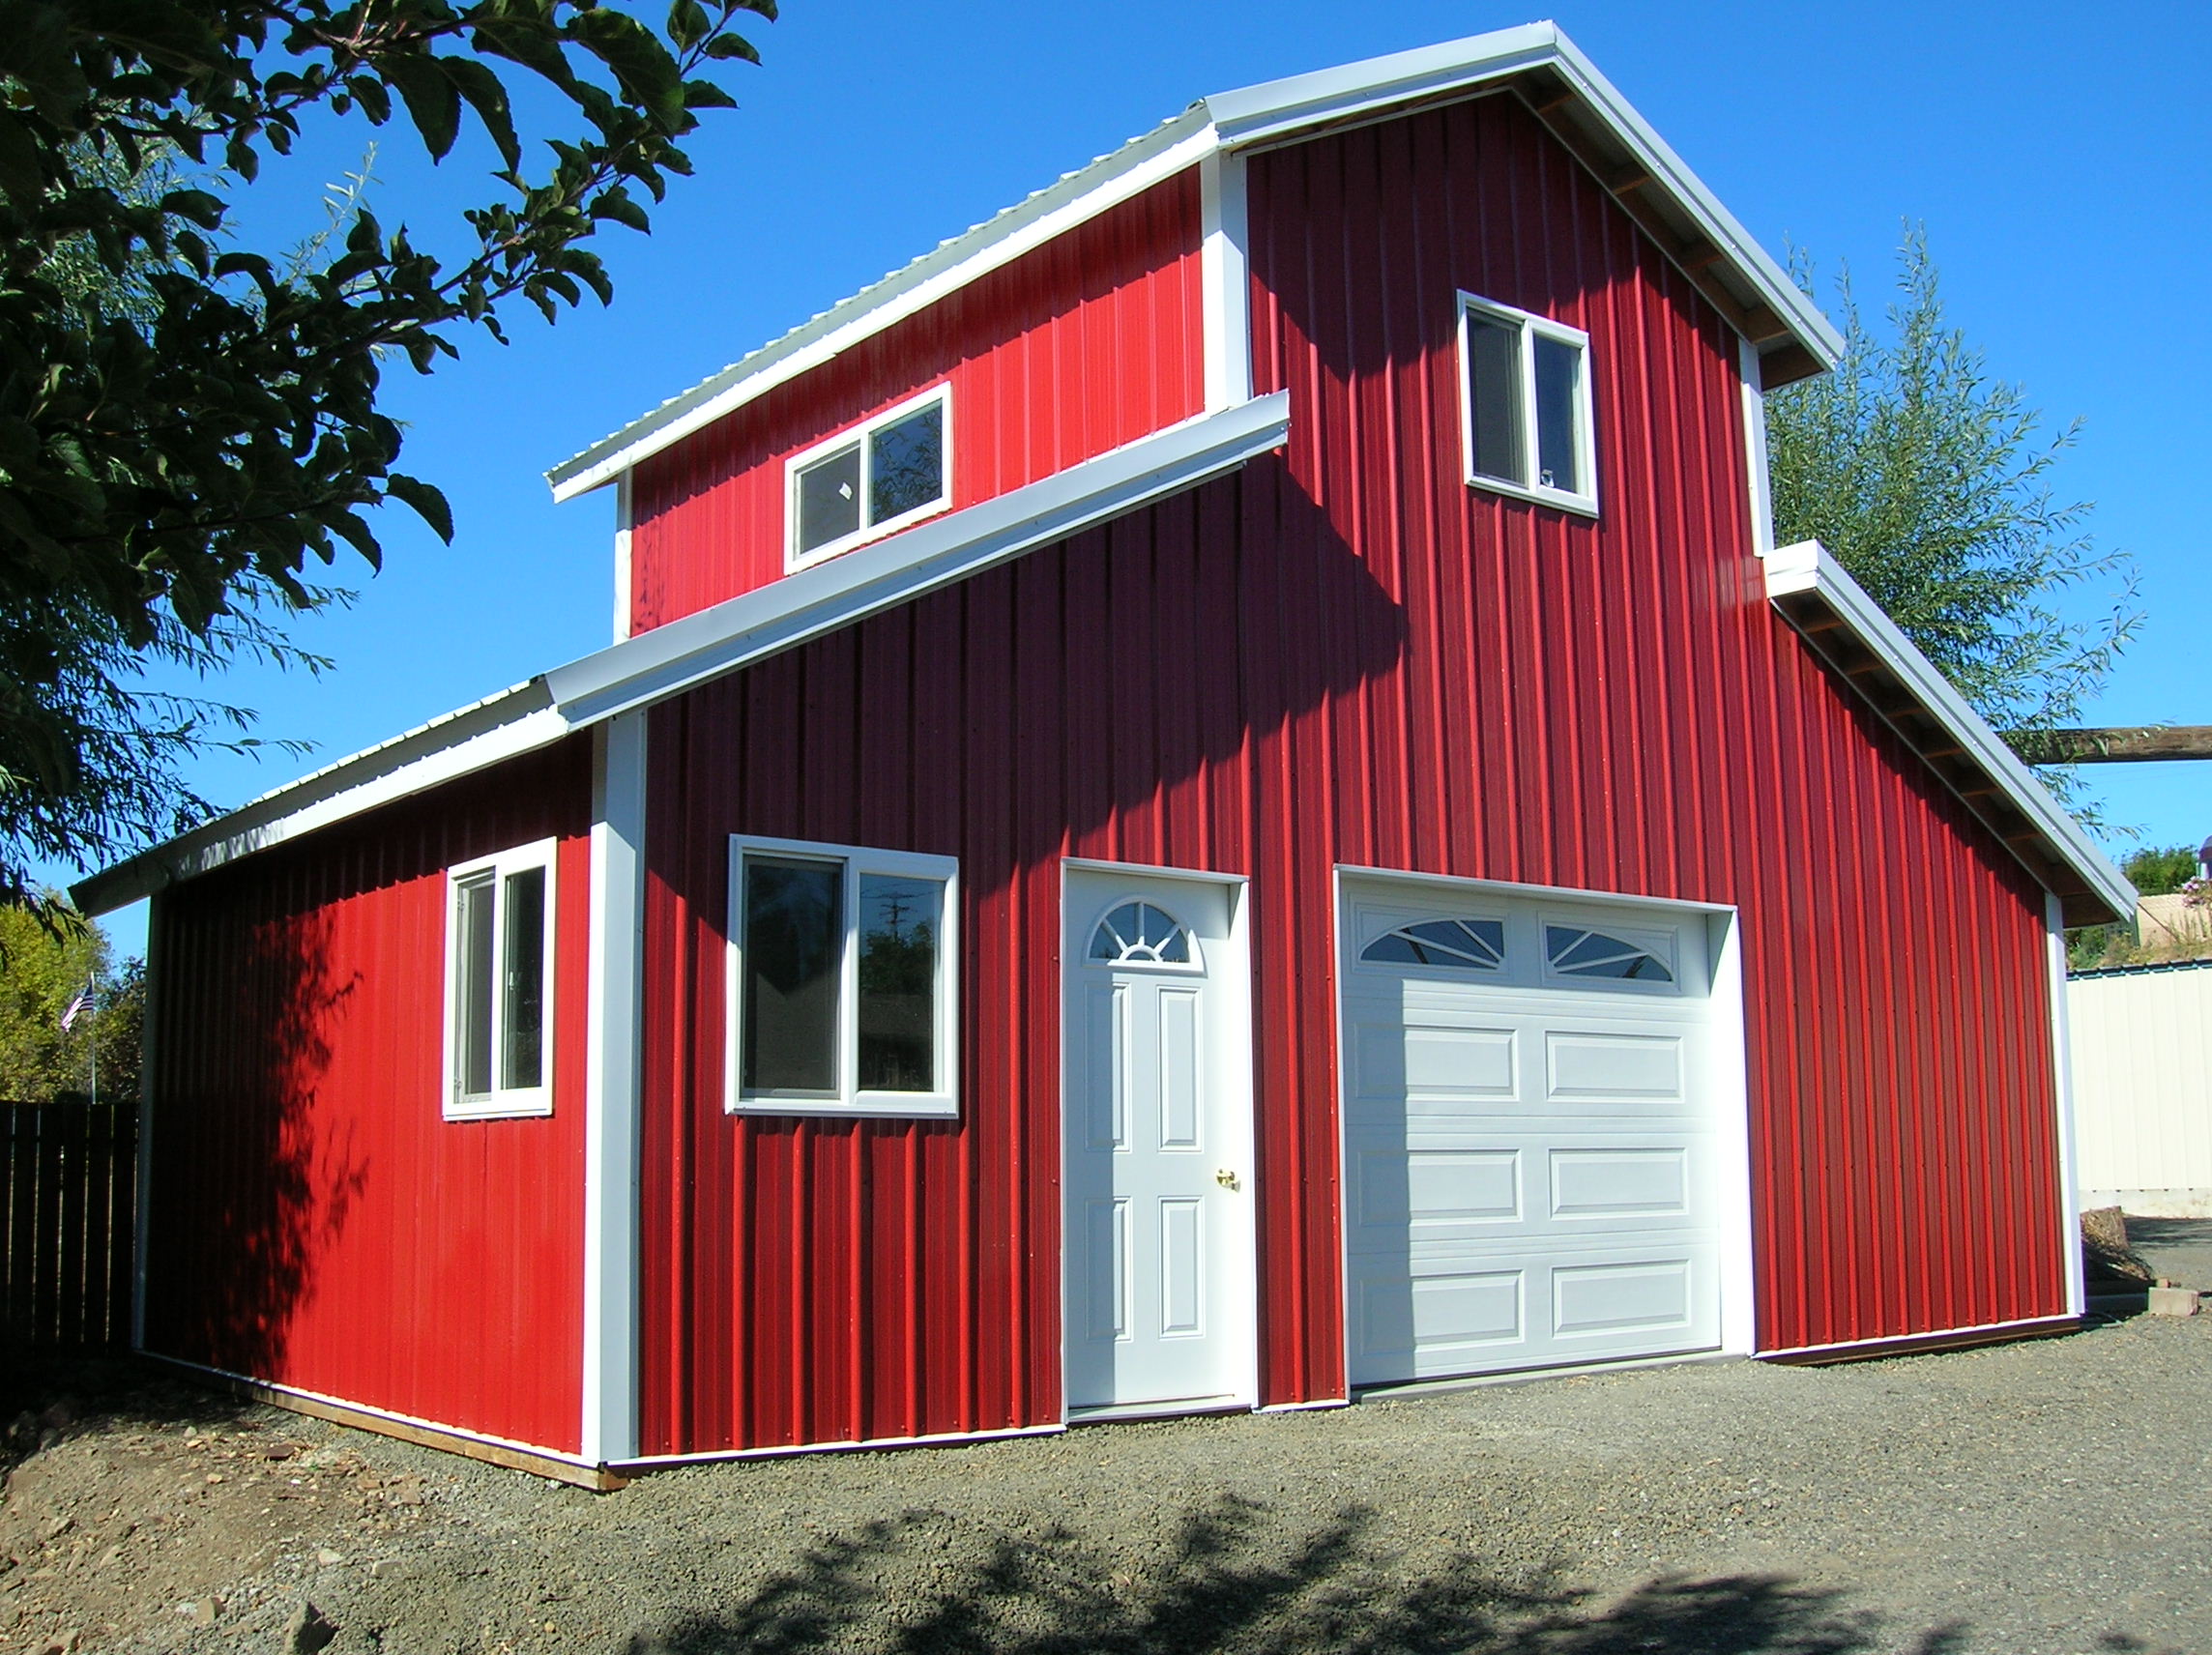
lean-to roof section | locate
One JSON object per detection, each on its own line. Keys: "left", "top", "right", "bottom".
{"left": 544, "top": 21, "right": 1843, "bottom": 503}
{"left": 73, "top": 396, "right": 1292, "bottom": 915}
{"left": 1765, "top": 540, "right": 2134, "bottom": 928}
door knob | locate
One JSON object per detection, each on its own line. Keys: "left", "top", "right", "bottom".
{"left": 1215, "top": 1168, "right": 1241, "bottom": 1191}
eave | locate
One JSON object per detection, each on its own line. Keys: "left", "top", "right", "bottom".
{"left": 544, "top": 20, "right": 1841, "bottom": 502}
{"left": 72, "top": 396, "right": 1292, "bottom": 916}
{"left": 1764, "top": 540, "right": 2135, "bottom": 929}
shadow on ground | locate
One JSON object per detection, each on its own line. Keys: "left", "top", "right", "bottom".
{"left": 627, "top": 1495, "right": 1973, "bottom": 1655}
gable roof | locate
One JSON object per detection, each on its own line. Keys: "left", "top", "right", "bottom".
{"left": 71, "top": 396, "right": 1291, "bottom": 916}
{"left": 544, "top": 20, "right": 1844, "bottom": 503}
{"left": 1763, "top": 540, "right": 2134, "bottom": 928}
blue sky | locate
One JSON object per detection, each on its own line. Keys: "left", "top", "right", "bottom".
{"left": 70, "top": 0, "right": 2212, "bottom": 956}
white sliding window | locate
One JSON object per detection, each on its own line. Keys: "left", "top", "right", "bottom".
{"left": 786, "top": 386, "right": 952, "bottom": 568}
{"left": 444, "top": 838, "right": 558, "bottom": 1119}
{"left": 727, "top": 836, "right": 959, "bottom": 1118}
{"left": 1457, "top": 292, "right": 1598, "bottom": 515}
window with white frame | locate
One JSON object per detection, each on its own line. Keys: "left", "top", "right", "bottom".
{"left": 786, "top": 387, "right": 951, "bottom": 567}
{"left": 1457, "top": 293, "right": 1597, "bottom": 514}
{"left": 727, "top": 836, "right": 959, "bottom": 1117}
{"left": 444, "top": 839, "right": 557, "bottom": 1119}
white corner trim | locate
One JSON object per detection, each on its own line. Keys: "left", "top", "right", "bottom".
{"left": 546, "top": 114, "right": 1218, "bottom": 501}
{"left": 1763, "top": 539, "right": 2134, "bottom": 921}
{"left": 2046, "top": 889, "right": 2086, "bottom": 1319}
{"left": 1200, "top": 150, "right": 1251, "bottom": 412}
{"left": 545, "top": 393, "right": 1291, "bottom": 726}
{"left": 1737, "top": 336, "right": 1774, "bottom": 558}
{"left": 71, "top": 688, "right": 570, "bottom": 916}
{"left": 582, "top": 711, "right": 648, "bottom": 1467}
{"left": 613, "top": 471, "right": 635, "bottom": 644}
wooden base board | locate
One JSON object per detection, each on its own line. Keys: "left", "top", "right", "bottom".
{"left": 138, "top": 1353, "right": 626, "bottom": 1492}
{"left": 1758, "top": 1314, "right": 2080, "bottom": 1366}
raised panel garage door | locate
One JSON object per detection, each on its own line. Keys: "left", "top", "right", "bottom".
{"left": 1339, "top": 886, "right": 1727, "bottom": 1385}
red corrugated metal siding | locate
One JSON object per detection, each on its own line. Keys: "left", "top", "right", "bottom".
{"left": 626, "top": 174, "right": 1205, "bottom": 632}
{"left": 144, "top": 740, "right": 594, "bottom": 1455}
{"left": 636, "top": 92, "right": 2064, "bottom": 1453}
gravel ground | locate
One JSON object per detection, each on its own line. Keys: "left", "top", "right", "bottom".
{"left": 4, "top": 1307, "right": 2210, "bottom": 1655}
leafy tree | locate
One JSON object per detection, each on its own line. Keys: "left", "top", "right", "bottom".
{"left": 2119, "top": 844, "right": 2200, "bottom": 899}
{"left": 0, "top": 0, "right": 774, "bottom": 908}
{"left": 0, "top": 902, "right": 141, "bottom": 1102}
{"left": 1767, "top": 228, "right": 2140, "bottom": 745}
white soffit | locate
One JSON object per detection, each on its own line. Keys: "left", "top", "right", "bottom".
{"left": 73, "top": 397, "right": 1290, "bottom": 915}
{"left": 1764, "top": 540, "right": 2135, "bottom": 927}
{"left": 544, "top": 21, "right": 1840, "bottom": 501}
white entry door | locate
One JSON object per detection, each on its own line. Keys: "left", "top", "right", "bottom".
{"left": 1062, "top": 869, "right": 1253, "bottom": 1416}
{"left": 1339, "top": 884, "right": 1731, "bottom": 1385}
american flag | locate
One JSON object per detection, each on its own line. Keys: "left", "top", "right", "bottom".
{"left": 60, "top": 983, "right": 92, "bottom": 1032}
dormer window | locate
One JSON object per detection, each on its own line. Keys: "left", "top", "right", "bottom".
{"left": 787, "top": 386, "right": 952, "bottom": 567}
{"left": 1456, "top": 293, "right": 1597, "bottom": 516}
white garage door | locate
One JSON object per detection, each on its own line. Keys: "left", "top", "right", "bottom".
{"left": 1339, "top": 885, "right": 1727, "bottom": 1385}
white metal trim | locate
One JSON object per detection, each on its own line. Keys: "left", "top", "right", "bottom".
{"left": 612, "top": 471, "right": 635, "bottom": 643}
{"left": 610, "top": 1421, "right": 1064, "bottom": 1468}
{"left": 1706, "top": 908, "right": 1758, "bottom": 1357}
{"left": 1059, "top": 860, "right": 1261, "bottom": 1421}
{"left": 153, "top": 1353, "right": 590, "bottom": 1466}
{"left": 71, "top": 690, "right": 568, "bottom": 916}
{"left": 546, "top": 115, "right": 1218, "bottom": 501}
{"left": 546, "top": 395, "right": 1291, "bottom": 727}
{"left": 546, "top": 24, "right": 1837, "bottom": 501}
{"left": 1757, "top": 1312, "right": 2077, "bottom": 1361}
{"left": 441, "top": 836, "right": 561, "bottom": 1121}
{"left": 1737, "top": 336, "right": 1774, "bottom": 558}
{"left": 2046, "top": 889, "right": 2086, "bottom": 1319}
{"left": 783, "top": 383, "right": 955, "bottom": 571}
{"left": 76, "top": 398, "right": 1291, "bottom": 917}
{"left": 582, "top": 712, "right": 647, "bottom": 1466}
{"left": 1199, "top": 151, "right": 1251, "bottom": 412}
{"left": 1764, "top": 539, "right": 2135, "bottom": 921}
{"left": 726, "top": 834, "right": 962, "bottom": 1120}
{"left": 1206, "top": 23, "right": 1841, "bottom": 367}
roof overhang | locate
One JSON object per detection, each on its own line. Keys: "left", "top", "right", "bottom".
{"left": 1764, "top": 540, "right": 2135, "bottom": 928}
{"left": 72, "top": 395, "right": 1292, "bottom": 916}
{"left": 544, "top": 21, "right": 1841, "bottom": 502}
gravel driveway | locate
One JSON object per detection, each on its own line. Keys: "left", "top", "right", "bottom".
{"left": 5, "top": 1305, "right": 2210, "bottom": 1655}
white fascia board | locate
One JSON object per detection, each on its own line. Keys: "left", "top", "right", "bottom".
{"left": 71, "top": 683, "right": 570, "bottom": 916}
{"left": 1764, "top": 539, "right": 2135, "bottom": 920}
{"left": 1203, "top": 22, "right": 1842, "bottom": 371}
{"left": 544, "top": 393, "right": 1291, "bottom": 726}
{"left": 545, "top": 110, "right": 1217, "bottom": 502}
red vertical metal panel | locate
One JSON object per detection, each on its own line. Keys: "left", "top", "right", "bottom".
{"left": 633, "top": 91, "right": 2068, "bottom": 1454}
{"left": 143, "top": 740, "right": 594, "bottom": 1454}
{"left": 626, "top": 175, "right": 1207, "bottom": 632}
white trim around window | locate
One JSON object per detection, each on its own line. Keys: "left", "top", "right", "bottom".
{"left": 726, "top": 835, "right": 960, "bottom": 1118}
{"left": 785, "top": 385, "right": 954, "bottom": 571}
{"left": 1455, "top": 292, "right": 1599, "bottom": 516}
{"left": 443, "top": 836, "right": 560, "bottom": 1121}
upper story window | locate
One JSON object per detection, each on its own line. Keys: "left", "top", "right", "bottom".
{"left": 786, "top": 386, "right": 952, "bottom": 569}
{"left": 727, "top": 835, "right": 960, "bottom": 1118}
{"left": 444, "top": 839, "right": 558, "bottom": 1120}
{"left": 1456, "top": 293, "right": 1597, "bottom": 516}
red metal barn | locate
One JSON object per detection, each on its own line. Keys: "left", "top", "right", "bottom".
{"left": 78, "top": 25, "right": 2132, "bottom": 1486}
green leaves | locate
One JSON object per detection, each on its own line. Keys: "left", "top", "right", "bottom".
{"left": 0, "top": 0, "right": 771, "bottom": 904}
{"left": 1770, "top": 227, "right": 2141, "bottom": 810}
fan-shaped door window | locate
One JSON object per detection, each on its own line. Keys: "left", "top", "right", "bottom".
{"left": 1546, "top": 924, "right": 1674, "bottom": 982}
{"left": 1361, "top": 916, "right": 1505, "bottom": 972}
{"left": 1090, "top": 901, "right": 1199, "bottom": 969}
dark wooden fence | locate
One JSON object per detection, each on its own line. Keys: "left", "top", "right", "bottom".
{"left": 0, "top": 1100, "right": 135, "bottom": 1352}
